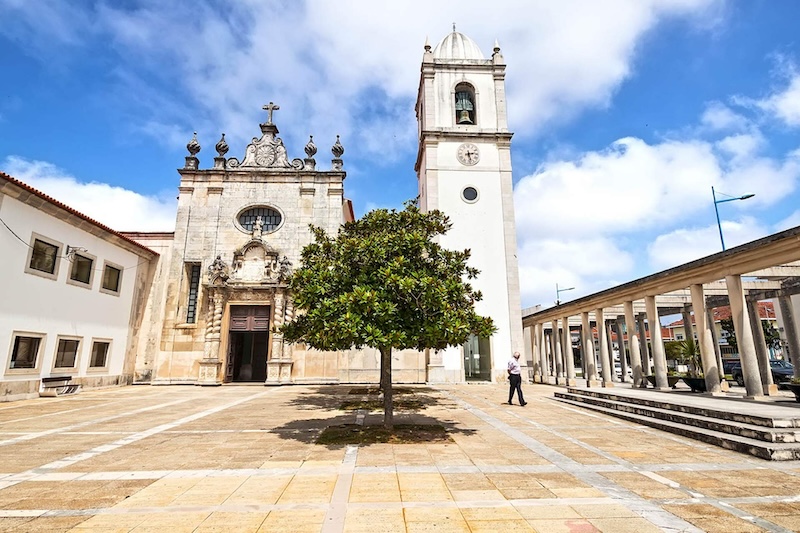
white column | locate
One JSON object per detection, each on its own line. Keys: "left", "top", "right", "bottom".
{"left": 637, "top": 313, "right": 652, "bottom": 376}
{"left": 689, "top": 284, "right": 722, "bottom": 394}
{"left": 553, "top": 319, "right": 564, "bottom": 381}
{"left": 529, "top": 325, "right": 540, "bottom": 381}
{"left": 537, "top": 323, "right": 548, "bottom": 383}
{"left": 681, "top": 305, "right": 694, "bottom": 343}
{"left": 726, "top": 274, "right": 764, "bottom": 398}
{"left": 547, "top": 329, "right": 556, "bottom": 380}
{"left": 645, "top": 295, "right": 669, "bottom": 390}
{"left": 747, "top": 297, "right": 775, "bottom": 393}
{"left": 563, "top": 316, "right": 576, "bottom": 384}
{"left": 778, "top": 296, "right": 800, "bottom": 380}
{"left": 596, "top": 309, "right": 613, "bottom": 386}
{"left": 581, "top": 311, "right": 598, "bottom": 385}
{"left": 624, "top": 301, "right": 644, "bottom": 388}
{"left": 606, "top": 320, "right": 618, "bottom": 383}
{"left": 706, "top": 307, "right": 725, "bottom": 381}
{"left": 616, "top": 315, "right": 629, "bottom": 381}
{"left": 523, "top": 325, "right": 535, "bottom": 383}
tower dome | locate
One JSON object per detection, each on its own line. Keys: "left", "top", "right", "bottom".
{"left": 433, "top": 31, "right": 484, "bottom": 60}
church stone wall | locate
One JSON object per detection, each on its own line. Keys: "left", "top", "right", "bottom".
{"left": 122, "top": 233, "right": 174, "bottom": 383}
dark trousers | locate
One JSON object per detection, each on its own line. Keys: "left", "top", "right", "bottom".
{"left": 508, "top": 373, "right": 525, "bottom": 404}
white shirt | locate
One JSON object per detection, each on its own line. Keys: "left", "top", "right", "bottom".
{"left": 508, "top": 357, "right": 521, "bottom": 375}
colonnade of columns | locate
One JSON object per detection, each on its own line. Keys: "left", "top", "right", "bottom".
{"left": 524, "top": 275, "right": 800, "bottom": 399}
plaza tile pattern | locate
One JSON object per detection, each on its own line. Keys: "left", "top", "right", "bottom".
{"left": 0, "top": 383, "right": 799, "bottom": 531}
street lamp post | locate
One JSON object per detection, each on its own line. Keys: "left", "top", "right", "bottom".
{"left": 712, "top": 186, "right": 755, "bottom": 251}
{"left": 556, "top": 283, "right": 575, "bottom": 306}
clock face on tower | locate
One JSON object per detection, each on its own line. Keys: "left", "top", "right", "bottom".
{"left": 457, "top": 143, "right": 480, "bottom": 166}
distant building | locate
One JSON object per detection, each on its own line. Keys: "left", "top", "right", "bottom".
{"left": 663, "top": 302, "right": 780, "bottom": 357}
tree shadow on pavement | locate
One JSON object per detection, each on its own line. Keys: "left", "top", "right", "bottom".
{"left": 269, "top": 385, "right": 474, "bottom": 448}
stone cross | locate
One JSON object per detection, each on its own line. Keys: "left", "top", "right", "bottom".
{"left": 263, "top": 102, "right": 280, "bottom": 125}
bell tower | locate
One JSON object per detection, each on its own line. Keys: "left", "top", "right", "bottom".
{"left": 415, "top": 30, "right": 523, "bottom": 383}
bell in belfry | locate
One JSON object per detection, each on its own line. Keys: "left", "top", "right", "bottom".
{"left": 455, "top": 91, "right": 474, "bottom": 124}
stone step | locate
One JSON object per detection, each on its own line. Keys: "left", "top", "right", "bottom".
{"left": 566, "top": 387, "right": 800, "bottom": 429}
{"left": 555, "top": 391, "right": 800, "bottom": 444}
{"left": 554, "top": 394, "right": 800, "bottom": 461}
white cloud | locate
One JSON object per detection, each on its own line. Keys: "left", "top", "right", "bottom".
{"left": 1, "top": 0, "right": 721, "bottom": 157}
{"left": 517, "top": 236, "right": 634, "bottom": 307}
{"left": 715, "top": 132, "right": 763, "bottom": 160}
{"left": 0, "top": 0, "right": 91, "bottom": 57}
{"left": 514, "top": 137, "right": 722, "bottom": 236}
{"left": 775, "top": 210, "right": 800, "bottom": 232}
{"left": 514, "top": 116, "right": 800, "bottom": 307}
{"left": 700, "top": 101, "right": 749, "bottom": 132}
{"left": 646, "top": 218, "right": 769, "bottom": 270}
{"left": 2, "top": 157, "right": 176, "bottom": 232}
{"left": 756, "top": 72, "right": 800, "bottom": 127}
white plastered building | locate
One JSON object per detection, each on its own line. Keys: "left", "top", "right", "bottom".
{"left": 0, "top": 173, "right": 157, "bottom": 401}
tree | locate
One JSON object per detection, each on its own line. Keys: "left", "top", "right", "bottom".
{"left": 719, "top": 318, "right": 737, "bottom": 351}
{"left": 281, "top": 202, "right": 495, "bottom": 429}
{"left": 664, "top": 338, "right": 701, "bottom": 376}
{"left": 719, "top": 317, "right": 781, "bottom": 354}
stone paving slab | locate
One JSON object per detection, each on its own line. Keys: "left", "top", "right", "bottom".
{"left": 1, "top": 383, "right": 800, "bottom": 531}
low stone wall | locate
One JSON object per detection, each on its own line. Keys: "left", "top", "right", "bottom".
{"left": 0, "top": 379, "right": 41, "bottom": 402}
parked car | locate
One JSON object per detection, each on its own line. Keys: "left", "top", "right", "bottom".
{"left": 729, "top": 360, "right": 794, "bottom": 388}
{"left": 614, "top": 362, "right": 632, "bottom": 380}
{"left": 722, "top": 359, "right": 740, "bottom": 376}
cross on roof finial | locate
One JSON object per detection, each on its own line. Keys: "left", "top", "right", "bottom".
{"left": 452, "top": 22, "right": 456, "bottom": 32}
{"left": 262, "top": 102, "right": 280, "bottom": 125}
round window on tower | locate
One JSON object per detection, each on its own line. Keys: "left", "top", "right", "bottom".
{"left": 462, "top": 186, "right": 479, "bottom": 203}
{"left": 236, "top": 205, "right": 284, "bottom": 234}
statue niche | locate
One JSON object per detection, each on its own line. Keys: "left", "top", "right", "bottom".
{"left": 229, "top": 240, "right": 293, "bottom": 285}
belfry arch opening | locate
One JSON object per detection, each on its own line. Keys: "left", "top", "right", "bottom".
{"left": 454, "top": 83, "right": 476, "bottom": 125}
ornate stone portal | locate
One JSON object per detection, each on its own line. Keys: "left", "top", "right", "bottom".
{"left": 197, "top": 232, "right": 295, "bottom": 386}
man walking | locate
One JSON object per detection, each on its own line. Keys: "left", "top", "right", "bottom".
{"left": 508, "top": 351, "right": 526, "bottom": 406}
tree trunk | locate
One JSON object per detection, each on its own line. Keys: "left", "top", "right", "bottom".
{"left": 380, "top": 346, "right": 393, "bottom": 430}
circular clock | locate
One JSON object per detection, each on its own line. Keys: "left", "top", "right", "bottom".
{"left": 457, "top": 143, "right": 480, "bottom": 166}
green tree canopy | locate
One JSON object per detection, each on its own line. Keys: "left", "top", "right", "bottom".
{"left": 281, "top": 202, "right": 495, "bottom": 428}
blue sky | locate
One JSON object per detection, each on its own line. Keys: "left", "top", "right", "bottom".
{"left": 2, "top": 0, "right": 800, "bottom": 309}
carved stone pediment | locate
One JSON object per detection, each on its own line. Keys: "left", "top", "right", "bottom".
{"left": 226, "top": 128, "right": 304, "bottom": 170}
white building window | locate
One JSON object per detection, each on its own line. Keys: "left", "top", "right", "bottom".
{"left": 89, "top": 340, "right": 111, "bottom": 369}
{"left": 24, "top": 233, "right": 63, "bottom": 281}
{"left": 67, "top": 252, "right": 96, "bottom": 289}
{"left": 100, "top": 262, "right": 123, "bottom": 295}
{"left": 53, "top": 337, "right": 81, "bottom": 370}
{"left": 7, "top": 333, "right": 44, "bottom": 371}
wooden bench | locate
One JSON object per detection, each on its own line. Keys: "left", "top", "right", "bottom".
{"left": 40, "top": 376, "right": 80, "bottom": 397}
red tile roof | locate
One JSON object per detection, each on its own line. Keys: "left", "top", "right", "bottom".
{"left": 0, "top": 172, "right": 158, "bottom": 257}
{"left": 665, "top": 301, "right": 776, "bottom": 328}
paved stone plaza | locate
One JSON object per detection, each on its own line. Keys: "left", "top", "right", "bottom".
{"left": 1, "top": 384, "right": 800, "bottom": 532}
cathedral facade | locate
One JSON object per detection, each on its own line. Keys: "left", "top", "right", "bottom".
{"left": 126, "top": 30, "right": 524, "bottom": 386}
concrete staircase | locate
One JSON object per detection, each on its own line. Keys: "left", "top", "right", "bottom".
{"left": 554, "top": 387, "right": 800, "bottom": 461}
